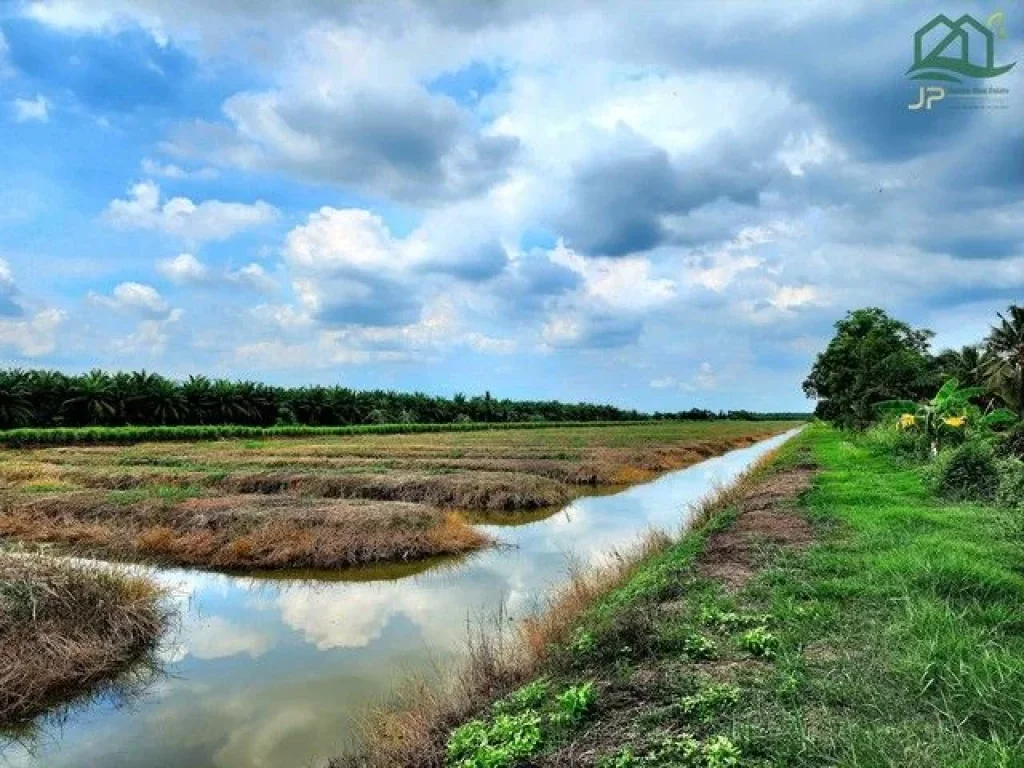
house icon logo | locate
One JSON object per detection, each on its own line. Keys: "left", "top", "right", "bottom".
{"left": 907, "top": 13, "right": 1016, "bottom": 82}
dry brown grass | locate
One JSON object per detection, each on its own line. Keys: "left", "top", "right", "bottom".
{"left": 0, "top": 422, "right": 795, "bottom": 571}
{"left": 0, "top": 494, "right": 491, "bottom": 570}
{"left": 335, "top": 530, "right": 673, "bottom": 768}
{"left": 0, "top": 553, "right": 168, "bottom": 726}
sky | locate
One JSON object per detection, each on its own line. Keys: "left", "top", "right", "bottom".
{"left": 0, "top": 0, "right": 1021, "bottom": 412}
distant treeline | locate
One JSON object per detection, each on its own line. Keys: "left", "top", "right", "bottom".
{"left": 0, "top": 368, "right": 808, "bottom": 431}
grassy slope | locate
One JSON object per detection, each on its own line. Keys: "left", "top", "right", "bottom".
{"left": 434, "top": 425, "right": 1024, "bottom": 767}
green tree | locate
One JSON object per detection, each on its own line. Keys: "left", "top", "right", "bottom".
{"left": 980, "top": 305, "right": 1024, "bottom": 416}
{"left": 0, "top": 370, "right": 34, "bottom": 429}
{"left": 934, "top": 345, "right": 984, "bottom": 389}
{"left": 61, "top": 369, "right": 116, "bottom": 426}
{"left": 803, "top": 308, "right": 937, "bottom": 428}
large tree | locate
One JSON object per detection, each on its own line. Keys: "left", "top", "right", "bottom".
{"left": 981, "top": 305, "right": 1024, "bottom": 416}
{"left": 803, "top": 308, "right": 938, "bottom": 428}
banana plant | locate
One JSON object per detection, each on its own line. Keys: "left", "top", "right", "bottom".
{"left": 878, "top": 378, "right": 1016, "bottom": 454}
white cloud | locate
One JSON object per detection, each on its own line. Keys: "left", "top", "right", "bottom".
{"left": 111, "top": 310, "right": 183, "bottom": 356}
{"left": 12, "top": 95, "right": 50, "bottom": 123}
{"left": 158, "top": 253, "right": 209, "bottom": 284}
{"left": 0, "top": 309, "right": 65, "bottom": 356}
{"left": 770, "top": 284, "right": 821, "bottom": 311}
{"left": 104, "top": 180, "right": 278, "bottom": 244}
{"left": 141, "top": 158, "right": 219, "bottom": 181}
{"left": 228, "top": 262, "right": 277, "bottom": 293}
{"left": 284, "top": 208, "right": 399, "bottom": 273}
{"left": 649, "top": 362, "right": 716, "bottom": 392}
{"left": 92, "top": 281, "right": 171, "bottom": 315}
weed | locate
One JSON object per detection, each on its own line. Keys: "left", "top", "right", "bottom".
{"left": 698, "top": 606, "right": 771, "bottom": 632}
{"left": 682, "top": 632, "right": 718, "bottom": 660}
{"left": 679, "top": 683, "right": 740, "bottom": 722}
{"left": 551, "top": 681, "right": 596, "bottom": 726}
{"left": 445, "top": 712, "right": 543, "bottom": 768}
{"left": 737, "top": 626, "right": 779, "bottom": 658}
{"left": 494, "top": 678, "right": 549, "bottom": 714}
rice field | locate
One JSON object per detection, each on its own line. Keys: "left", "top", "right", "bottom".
{"left": 0, "top": 421, "right": 797, "bottom": 570}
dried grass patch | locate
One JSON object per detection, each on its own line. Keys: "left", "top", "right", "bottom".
{"left": 0, "top": 554, "right": 167, "bottom": 726}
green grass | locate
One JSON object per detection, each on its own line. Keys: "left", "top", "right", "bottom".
{"left": 442, "top": 425, "right": 1024, "bottom": 766}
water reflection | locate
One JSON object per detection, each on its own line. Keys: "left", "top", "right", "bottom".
{"left": 2, "top": 430, "right": 796, "bottom": 768}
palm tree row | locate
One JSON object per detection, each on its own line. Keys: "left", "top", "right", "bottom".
{"left": 0, "top": 370, "right": 652, "bottom": 430}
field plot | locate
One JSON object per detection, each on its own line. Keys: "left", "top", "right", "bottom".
{"left": 0, "top": 421, "right": 795, "bottom": 570}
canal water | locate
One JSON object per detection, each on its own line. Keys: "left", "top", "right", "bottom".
{"left": 3, "top": 430, "right": 797, "bottom": 768}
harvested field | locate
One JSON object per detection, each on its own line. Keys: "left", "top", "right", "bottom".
{"left": 0, "top": 421, "right": 796, "bottom": 569}
{"left": 0, "top": 554, "right": 167, "bottom": 727}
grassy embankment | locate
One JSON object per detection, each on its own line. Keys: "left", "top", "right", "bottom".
{"left": 0, "top": 421, "right": 795, "bottom": 570}
{"left": 345, "top": 424, "right": 1024, "bottom": 767}
{"left": 0, "top": 554, "right": 168, "bottom": 729}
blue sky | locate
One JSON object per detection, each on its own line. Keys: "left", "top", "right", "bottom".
{"left": 0, "top": 1, "right": 1021, "bottom": 411}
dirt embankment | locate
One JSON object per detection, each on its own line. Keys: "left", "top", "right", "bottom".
{"left": 0, "top": 554, "right": 168, "bottom": 728}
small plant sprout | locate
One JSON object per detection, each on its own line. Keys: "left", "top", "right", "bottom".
{"left": 739, "top": 625, "right": 780, "bottom": 658}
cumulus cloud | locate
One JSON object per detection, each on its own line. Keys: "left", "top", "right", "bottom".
{"left": 158, "top": 253, "right": 208, "bottom": 284}
{"left": 7, "top": 0, "right": 1024, "bottom": 406}
{"left": 157, "top": 253, "right": 277, "bottom": 293}
{"left": 12, "top": 95, "right": 50, "bottom": 123}
{"left": 104, "top": 181, "right": 277, "bottom": 244}
{"left": 91, "top": 281, "right": 171, "bottom": 316}
{"left": 0, "top": 308, "right": 65, "bottom": 357}
{"left": 167, "top": 85, "right": 518, "bottom": 203}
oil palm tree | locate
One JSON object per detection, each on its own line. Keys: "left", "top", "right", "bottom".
{"left": 981, "top": 305, "right": 1024, "bottom": 416}
{"left": 62, "top": 369, "right": 116, "bottom": 425}
{"left": 0, "top": 370, "right": 34, "bottom": 429}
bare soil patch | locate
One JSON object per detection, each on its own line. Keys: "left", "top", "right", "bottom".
{"left": 698, "top": 464, "right": 815, "bottom": 591}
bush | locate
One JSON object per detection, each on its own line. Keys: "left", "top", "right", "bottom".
{"left": 995, "top": 423, "right": 1024, "bottom": 459}
{"left": 996, "top": 459, "right": 1024, "bottom": 511}
{"left": 931, "top": 441, "right": 999, "bottom": 502}
{"left": 862, "top": 423, "right": 929, "bottom": 462}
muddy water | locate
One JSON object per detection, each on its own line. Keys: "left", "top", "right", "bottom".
{"left": 3, "top": 430, "right": 797, "bottom": 768}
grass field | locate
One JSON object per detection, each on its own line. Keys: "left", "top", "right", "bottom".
{"left": 348, "top": 425, "right": 1024, "bottom": 766}
{"left": 0, "top": 421, "right": 795, "bottom": 570}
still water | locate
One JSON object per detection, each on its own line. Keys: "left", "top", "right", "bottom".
{"left": 4, "top": 430, "right": 797, "bottom": 768}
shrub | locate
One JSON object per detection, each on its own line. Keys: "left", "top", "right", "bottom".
{"left": 862, "top": 423, "right": 930, "bottom": 462}
{"left": 996, "top": 422, "right": 1024, "bottom": 459}
{"left": 996, "top": 459, "right": 1024, "bottom": 511}
{"left": 930, "top": 440, "right": 1000, "bottom": 502}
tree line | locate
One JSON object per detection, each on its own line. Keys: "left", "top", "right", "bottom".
{"left": 803, "top": 304, "right": 1023, "bottom": 428}
{"left": 0, "top": 369, "right": 805, "bottom": 431}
